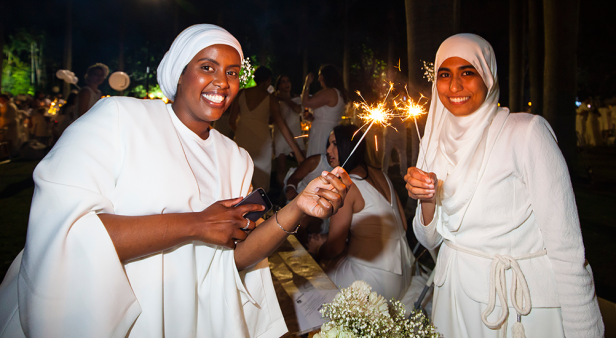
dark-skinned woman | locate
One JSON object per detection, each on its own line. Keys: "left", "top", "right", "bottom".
{"left": 0, "top": 24, "right": 352, "bottom": 338}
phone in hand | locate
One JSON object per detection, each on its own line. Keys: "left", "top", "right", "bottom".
{"left": 234, "top": 188, "right": 273, "bottom": 222}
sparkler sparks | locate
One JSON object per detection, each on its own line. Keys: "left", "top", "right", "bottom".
{"left": 395, "top": 88, "right": 430, "bottom": 171}
{"left": 341, "top": 85, "right": 397, "bottom": 168}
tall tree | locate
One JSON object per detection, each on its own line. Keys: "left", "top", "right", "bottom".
{"left": 543, "top": 0, "right": 580, "bottom": 167}
{"left": 343, "top": 0, "right": 350, "bottom": 89}
{"left": 63, "top": 0, "right": 73, "bottom": 98}
{"left": 528, "top": 0, "right": 543, "bottom": 115}
{"left": 453, "top": 0, "right": 461, "bottom": 34}
{"left": 0, "top": 21, "right": 4, "bottom": 93}
{"left": 509, "top": 0, "right": 524, "bottom": 112}
{"left": 404, "top": 0, "right": 421, "bottom": 168}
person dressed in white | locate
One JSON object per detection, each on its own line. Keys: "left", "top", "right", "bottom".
{"left": 404, "top": 34, "right": 603, "bottom": 337}
{"left": 307, "top": 125, "right": 417, "bottom": 310}
{"left": 302, "top": 64, "right": 347, "bottom": 157}
{"left": 0, "top": 24, "right": 353, "bottom": 338}
{"left": 75, "top": 63, "right": 108, "bottom": 117}
{"left": 273, "top": 74, "right": 305, "bottom": 185}
{"left": 230, "top": 67, "right": 304, "bottom": 192}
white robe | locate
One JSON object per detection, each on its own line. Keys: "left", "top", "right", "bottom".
{"left": 413, "top": 113, "right": 603, "bottom": 337}
{"left": 0, "top": 97, "right": 287, "bottom": 338}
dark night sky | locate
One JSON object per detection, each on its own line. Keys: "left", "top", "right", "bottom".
{"left": 2, "top": 0, "right": 616, "bottom": 102}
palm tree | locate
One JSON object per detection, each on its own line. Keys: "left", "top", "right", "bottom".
{"left": 509, "top": 0, "right": 524, "bottom": 112}
{"left": 543, "top": 0, "right": 580, "bottom": 167}
{"left": 527, "top": 0, "right": 543, "bottom": 116}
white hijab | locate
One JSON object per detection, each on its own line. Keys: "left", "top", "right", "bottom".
{"left": 418, "top": 33, "right": 510, "bottom": 233}
{"left": 157, "top": 24, "right": 244, "bottom": 101}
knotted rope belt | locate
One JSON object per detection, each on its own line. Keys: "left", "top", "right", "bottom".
{"left": 444, "top": 240, "right": 547, "bottom": 338}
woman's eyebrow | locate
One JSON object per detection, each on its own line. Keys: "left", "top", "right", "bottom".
{"left": 197, "top": 58, "right": 240, "bottom": 69}
{"left": 438, "top": 67, "right": 450, "bottom": 72}
{"left": 458, "top": 65, "right": 476, "bottom": 70}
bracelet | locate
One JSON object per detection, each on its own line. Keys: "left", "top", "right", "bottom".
{"left": 275, "top": 211, "right": 300, "bottom": 235}
{"left": 285, "top": 184, "right": 297, "bottom": 192}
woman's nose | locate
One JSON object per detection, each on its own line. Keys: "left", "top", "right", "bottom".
{"left": 213, "top": 72, "right": 230, "bottom": 89}
{"left": 450, "top": 76, "right": 463, "bottom": 93}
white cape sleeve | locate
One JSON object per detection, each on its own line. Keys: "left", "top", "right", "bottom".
{"left": 17, "top": 98, "right": 140, "bottom": 337}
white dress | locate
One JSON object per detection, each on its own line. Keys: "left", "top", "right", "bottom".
{"left": 0, "top": 97, "right": 287, "bottom": 338}
{"left": 234, "top": 92, "right": 273, "bottom": 191}
{"left": 325, "top": 174, "right": 417, "bottom": 310}
{"left": 413, "top": 114, "right": 603, "bottom": 337}
{"left": 74, "top": 86, "right": 101, "bottom": 116}
{"left": 306, "top": 89, "right": 344, "bottom": 157}
{"left": 274, "top": 96, "right": 304, "bottom": 156}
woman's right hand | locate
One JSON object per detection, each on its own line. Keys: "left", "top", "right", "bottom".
{"left": 404, "top": 167, "right": 437, "bottom": 203}
{"left": 191, "top": 197, "right": 264, "bottom": 249}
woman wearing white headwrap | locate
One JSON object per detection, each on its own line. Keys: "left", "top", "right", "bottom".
{"left": 0, "top": 24, "right": 352, "bottom": 338}
{"left": 405, "top": 34, "right": 603, "bottom": 337}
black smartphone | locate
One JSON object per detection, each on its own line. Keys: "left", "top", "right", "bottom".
{"left": 234, "top": 188, "right": 273, "bottom": 222}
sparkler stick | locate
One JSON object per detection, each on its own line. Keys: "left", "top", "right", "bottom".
{"left": 341, "top": 121, "right": 374, "bottom": 168}
{"left": 396, "top": 89, "right": 430, "bottom": 171}
{"left": 374, "top": 135, "right": 378, "bottom": 152}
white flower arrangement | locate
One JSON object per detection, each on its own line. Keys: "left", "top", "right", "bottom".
{"left": 314, "top": 281, "right": 440, "bottom": 338}
{"left": 421, "top": 61, "right": 435, "bottom": 83}
{"left": 240, "top": 57, "right": 255, "bottom": 89}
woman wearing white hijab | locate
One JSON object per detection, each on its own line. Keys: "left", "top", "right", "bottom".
{"left": 405, "top": 34, "right": 603, "bottom": 337}
{"left": 0, "top": 24, "right": 352, "bottom": 338}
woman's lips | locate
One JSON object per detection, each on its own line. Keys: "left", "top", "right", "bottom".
{"left": 449, "top": 96, "right": 470, "bottom": 105}
{"left": 201, "top": 93, "right": 226, "bottom": 107}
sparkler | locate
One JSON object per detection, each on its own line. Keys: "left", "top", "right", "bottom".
{"left": 341, "top": 84, "right": 396, "bottom": 168}
{"left": 396, "top": 88, "right": 430, "bottom": 171}
{"left": 294, "top": 134, "right": 309, "bottom": 139}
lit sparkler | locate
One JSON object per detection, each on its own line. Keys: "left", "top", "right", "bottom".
{"left": 294, "top": 134, "right": 309, "bottom": 139}
{"left": 341, "top": 84, "right": 396, "bottom": 168}
{"left": 396, "top": 88, "right": 430, "bottom": 171}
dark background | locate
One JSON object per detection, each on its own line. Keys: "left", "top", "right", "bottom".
{"left": 2, "top": 0, "right": 615, "bottom": 102}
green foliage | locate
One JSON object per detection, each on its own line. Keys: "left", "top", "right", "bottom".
{"left": 2, "top": 55, "right": 34, "bottom": 96}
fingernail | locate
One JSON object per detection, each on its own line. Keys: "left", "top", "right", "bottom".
{"left": 321, "top": 171, "right": 328, "bottom": 177}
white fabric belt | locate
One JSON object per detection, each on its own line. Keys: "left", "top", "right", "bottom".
{"left": 444, "top": 240, "right": 547, "bottom": 337}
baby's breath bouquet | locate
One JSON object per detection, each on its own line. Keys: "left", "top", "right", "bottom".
{"left": 314, "top": 281, "right": 439, "bottom": 338}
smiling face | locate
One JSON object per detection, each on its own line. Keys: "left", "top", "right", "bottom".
{"left": 173, "top": 44, "right": 241, "bottom": 132}
{"left": 436, "top": 57, "right": 488, "bottom": 117}
{"left": 326, "top": 132, "right": 339, "bottom": 167}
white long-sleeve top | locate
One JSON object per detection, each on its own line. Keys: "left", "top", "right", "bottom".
{"left": 0, "top": 97, "right": 287, "bottom": 338}
{"left": 413, "top": 113, "right": 604, "bottom": 337}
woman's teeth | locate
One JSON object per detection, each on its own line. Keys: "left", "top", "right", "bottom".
{"left": 203, "top": 93, "right": 225, "bottom": 103}
{"left": 450, "top": 96, "right": 470, "bottom": 103}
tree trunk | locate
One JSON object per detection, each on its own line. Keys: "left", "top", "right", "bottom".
{"left": 404, "top": 0, "right": 421, "bottom": 168}
{"left": 528, "top": 0, "right": 543, "bottom": 115}
{"left": 63, "top": 0, "right": 73, "bottom": 98}
{"left": 543, "top": 0, "right": 580, "bottom": 168}
{"left": 509, "top": 0, "right": 524, "bottom": 112}
{"left": 453, "top": 0, "right": 461, "bottom": 33}
{"left": 0, "top": 22, "right": 4, "bottom": 92}
{"left": 342, "top": 0, "right": 350, "bottom": 90}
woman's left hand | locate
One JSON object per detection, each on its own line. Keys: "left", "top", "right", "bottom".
{"left": 296, "top": 167, "right": 352, "bottom": 219}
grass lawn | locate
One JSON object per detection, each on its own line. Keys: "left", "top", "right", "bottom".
{"left": 1, "top": 146, "right": 615, "bottom": 303}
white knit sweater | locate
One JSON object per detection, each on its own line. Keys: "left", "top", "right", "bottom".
{"left": 413, "top": 113, "right": 604, "bottom": 337}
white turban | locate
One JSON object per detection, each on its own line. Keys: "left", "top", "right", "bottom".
{"left": 157, "top": 24, "right": 244, "bottom": 101}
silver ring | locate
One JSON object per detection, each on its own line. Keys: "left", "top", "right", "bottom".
{"left": 241, "top": 219, "right": 250, "bottom": 231}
